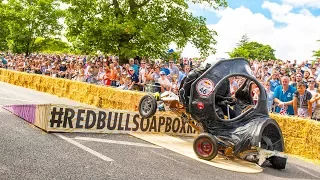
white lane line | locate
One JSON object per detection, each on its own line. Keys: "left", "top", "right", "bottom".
{"left": 74, "top": 136, "right": 162, "bottom": 149}
{"left": 0, "top": 96, "right": 39, "bottom": 103}
{"left": 148, "top": 150, "right": 186, "bottom": 165}
{"left": 54, "top": 134, "right": 114, "bottom": 162}
{"left": 294, "top": 165, "right": 319, "bottom": 178}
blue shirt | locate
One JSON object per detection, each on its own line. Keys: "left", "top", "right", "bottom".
{"left": 160, "top": 68, "right": 170, "bottom": 75}
{"left": 178, "top": 71, "right": 186, "bottom": 84}
{"left": 130, "top": 72, "right": 139, "bottom": 83}
{"left": 269, "top": 79, "right": 280, "bottom": 92}
{"left": 131, "top": 64, "right": 139, "bottom": 74}
{"left": 273, "top": 85, "right": 296, "bottom": 115}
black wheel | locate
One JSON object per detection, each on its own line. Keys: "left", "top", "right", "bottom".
{"left": 139, "top": 94, "right": 157, "bottom": 118}
{"left": 193, "top": 133, "right": 218, "bottom": 161}
{"left": 261, "top": 135, "right": 287, "bottom": 170}
{"left": 269, "top": 156, "right": 287, "bottom": 169}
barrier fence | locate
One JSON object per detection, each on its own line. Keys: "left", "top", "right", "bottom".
{"left": 0, "top": 68, "right": 319, "bottom": 163}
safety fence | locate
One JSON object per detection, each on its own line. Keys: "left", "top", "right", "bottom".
{"left": 0, "top": 68, "right": 319, "bottom": 163}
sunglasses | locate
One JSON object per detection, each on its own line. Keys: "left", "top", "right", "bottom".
{"left": 308, "top": 80, "right": 315, "bottom": 83}
{"left": 160, "top": 74, "right": 165, "bottom": 76}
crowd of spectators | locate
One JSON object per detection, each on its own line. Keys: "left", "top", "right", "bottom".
{"left": 1, "top": 53, "right": 320, "bottom": 121}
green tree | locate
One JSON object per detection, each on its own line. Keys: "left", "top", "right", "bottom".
{"left": 33, "top": 38, "right": 70, "bottom": 54}
{"left": 5, "top": 0, "right": 65, "bottom": 56}
{"left": 63, "top": 0, "right": 227, "bottom": 61}
{"left": 229, "top": 36, "right": 276, "bottom": 60}
{"left": 313, "top": 40, "right": 320, "bottom": 58}
{"left": 0, "top": 2, "right": 10, "bottom": 51}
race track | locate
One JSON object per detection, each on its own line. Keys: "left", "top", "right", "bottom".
{"left": 0, "top": 81, "right": 319, "bottom": 180}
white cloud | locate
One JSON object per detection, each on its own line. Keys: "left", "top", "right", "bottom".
{"left": 180, "top": 2, "right": 320, "bottom": 62}
{"left": 282, "top": 0, "right": 320, "bottom": 8}
{"left": 262, "top": 1, "right": 293, "bottom": 15}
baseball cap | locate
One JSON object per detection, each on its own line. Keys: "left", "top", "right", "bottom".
{"left": 160, "top": 71, "right": 166, "bottom": 75}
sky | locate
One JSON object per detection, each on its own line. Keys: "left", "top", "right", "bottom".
{"left": 172, "top": 0, "right": 320, "bottom": 62}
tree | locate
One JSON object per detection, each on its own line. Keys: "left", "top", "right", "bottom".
{"left": 313, "top": 40, "right": 320, "bottom": 58}
{"left": 5, "top": 0, "right": 65, "bottom": 56}
{"left": 229, "top": 36, "right": 276, "bottom": 60}
{"left": 63, "top": 0, "right": 228, "bottom": 61}
{"left": 0, "top": 2, "right": 10, "bottom": 51}
{"left": 237, "top": 34, "right": 249, "bottom": 47}
{"left": 33, "top": 38, "right": 70, "bottom": 54}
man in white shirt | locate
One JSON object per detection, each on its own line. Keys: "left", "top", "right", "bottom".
{"left": 138, "top": 60, "right": 148, "bottom": 86}
{"left": 158, "top": 71, "right": 172, "bottom": 92}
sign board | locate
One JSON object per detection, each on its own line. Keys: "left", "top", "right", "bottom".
{"left": 47, "top": 104, "right": 198, "bottom": 136}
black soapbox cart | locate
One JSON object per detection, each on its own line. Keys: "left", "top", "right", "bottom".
{"left": 138, "top": 58, "right": 287, "bottom": 169}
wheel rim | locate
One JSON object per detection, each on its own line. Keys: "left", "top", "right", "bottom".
{"left": 196, "top": 138, "right": 214, "bottom": 157}
{"left": 261, "top": 136, "right": 282, "bottom": 151}
{"left": 141, "top": 97, "right": 153, "bottom": 116}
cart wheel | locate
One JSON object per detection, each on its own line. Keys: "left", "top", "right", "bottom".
{"left": 193, "top": 133, "right": 218, "bottom": 161}
{"left": 270, "top": 156, "right": 287, "bottom": 169}
{"left": 139, "top": 94, "right": 157, "bottom": 118}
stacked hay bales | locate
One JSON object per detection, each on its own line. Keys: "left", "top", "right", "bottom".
{"left": 270, "top": 113, "right": 320, "bottom": 162}
{"left": 0, "top": 69, "right": 146, "bottom": 111}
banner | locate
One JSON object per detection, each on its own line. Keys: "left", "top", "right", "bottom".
{"left": 47, "top": 104, "right": 198, "bottom": 136}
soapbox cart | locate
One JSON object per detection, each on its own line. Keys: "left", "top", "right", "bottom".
{"left": 138, "top": 58, "right": 287, "bottom": 169}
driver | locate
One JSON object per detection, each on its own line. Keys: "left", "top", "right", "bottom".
{"left": 215, "top": 78, "right": 237, "bottom": 119}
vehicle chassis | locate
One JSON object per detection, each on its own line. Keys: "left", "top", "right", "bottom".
{"left": 138, "top": 58, "right": 288, "bottom": 169}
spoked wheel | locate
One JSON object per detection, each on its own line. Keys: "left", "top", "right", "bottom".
{"left": 193, "top": 133, "right": 218, "bottom": 161}
{"left": 139, "top": 94, "right": 157, "bottom": 118}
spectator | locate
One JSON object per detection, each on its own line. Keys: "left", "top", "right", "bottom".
{"left": 146, "top": 65, "right": 161, "bottom": 93}
{"left": 264, "top": 81, "right": 274, "bottom": 112}
{"left": 293, "top": 82, "right": 312, "bottom": 118}
{"left": 168, "top": 60, "right": 179, "bottom": 78}
{"left": 109, "top": 63, "right": 117, "bottom": 87}
{"left": 273, "top": 76, "right": 296, "bottom": 115}
{"left": 289, "top": 73, "right": 296, "bottom": 86}
{"left": 230, "top": 77, "right": 239, "bottom": 96}
{"left": 103, "top": 66, "right": 111, "bottom": 86}
{"left": 97, "top": 66, "right": 106, "bottom": 85}
{"left": 291, "top": 73, "right": 301, "bottom": 88}
{"left": 307, "top": 77, "right": 317, "bottom": 114}
{"left": 310, "top": 85, "right": 320, "bottom": 121}
{"left": 267, "top": 71, "right": 280, "bottom": 92}
{"left": 178, "top": 65, "right": 190, "bottom": 84}
{"left": 158, "top": 71, "right": 171, "bottom": 92}
{"left": 138, "top": 60, "right": 148, "bottom": 89}
{"left": 128, "top": 67, "right": 139, "bottom": 90}
{"left": 159, "top": 63, "right": 169, "bottom": 75}
{"left": 129, "top": 58, "right": 139, "bottom": 73}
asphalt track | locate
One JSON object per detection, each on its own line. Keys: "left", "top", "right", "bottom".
{"left": 0, "top": 81, "right": 320, "bottom": 180}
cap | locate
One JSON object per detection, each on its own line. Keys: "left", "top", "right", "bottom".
{"left": 160, "top": 71, "right": 166, "bottom": 75}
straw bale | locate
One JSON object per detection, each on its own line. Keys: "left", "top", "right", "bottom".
{"left": 284, "top": 137, "right": 306, "bottom": 155}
